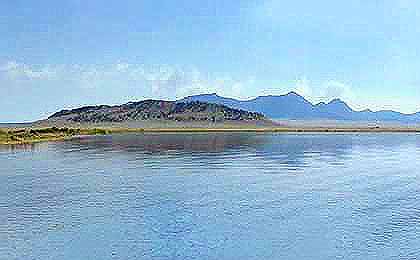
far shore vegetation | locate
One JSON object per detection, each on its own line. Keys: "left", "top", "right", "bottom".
{"left": 0, "top": 127, "right": 109, "bottom": 145}
{"left": 1, "top": 125, "right": 420, "bottom": 145}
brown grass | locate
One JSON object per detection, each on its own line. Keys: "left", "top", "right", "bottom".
{"left": 1, "top": 126, "right": 419, "bottom": 145}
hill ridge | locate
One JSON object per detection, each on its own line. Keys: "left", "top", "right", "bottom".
{"left": 48, "top": 100, "right": 265, "bottom": 123}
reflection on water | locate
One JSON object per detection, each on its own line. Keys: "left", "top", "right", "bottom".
{"left": 1, "top": 133, "right": 420, "bottom": 260}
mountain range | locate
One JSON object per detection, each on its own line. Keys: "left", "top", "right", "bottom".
{"left": 179, "top": 92, "right": 420, "bottom": 123}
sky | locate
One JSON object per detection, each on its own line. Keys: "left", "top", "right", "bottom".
{"left": 1, "top": 0, "right": 420, "bottom": 122}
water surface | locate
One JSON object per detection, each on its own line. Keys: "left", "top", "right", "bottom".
{"left": 1, "top": 133, "right": 420, "bottom": 259}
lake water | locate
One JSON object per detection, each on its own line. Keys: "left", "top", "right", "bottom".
{"left": 1, "top": 133, "right": 420, "bottom": 260}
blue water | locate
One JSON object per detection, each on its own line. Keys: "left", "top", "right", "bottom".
{"left": 1, "top": 133, "right": 420, "bottom": 260}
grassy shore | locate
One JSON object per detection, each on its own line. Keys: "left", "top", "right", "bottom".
{"left": 1, "top": 125, "right": 420, "bottom": 145}
{"left": 0, "top": 127, "right": 109, "bottom": 145}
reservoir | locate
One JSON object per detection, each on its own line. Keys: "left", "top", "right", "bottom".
{"left": 1, "top": 133, "right": 420, "bottom": 259}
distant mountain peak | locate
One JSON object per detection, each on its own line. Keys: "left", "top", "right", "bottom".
{"left": 185, "top": 93, "right": 219, "bottom": 98}
{"left": 325, "top": 98, "right": 354, "bottom": 113}
{"left": 285, "top": 91, "right": 302, "bottom": 97}
{"left": 361, "top": 108, "right": 373, "bottom": 113}
{"left": 315, "top": 102, "right": 327, "bottom": 106}
{"left": 253, "top": 91, "right": 308, "bottom": 102}
{"left": 328, "top": 98, "right": 345, "bottom": 104}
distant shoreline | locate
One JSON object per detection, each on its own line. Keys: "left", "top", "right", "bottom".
{"left": 119, "top": 127, "right": 420, "bottom": 133}
{"left": 1, "top": 125, "right": 419, "bottom": 145}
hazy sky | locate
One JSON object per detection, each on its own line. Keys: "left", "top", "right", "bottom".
{"left": 1, "top": 0, "right": 420, "bottom": 122}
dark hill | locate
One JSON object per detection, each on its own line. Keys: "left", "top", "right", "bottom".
{"left": 48, "top": 100, "right": 265, "bottom": 123}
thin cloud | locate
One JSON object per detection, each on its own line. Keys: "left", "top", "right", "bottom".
{"left": 0, "top": 61, "right": 253, "bottom": 101}
{"left": 0, "top": 61, "right": 361, "bottom": 109}
{"left": 293, "top": 77, "right": 356, "bottom": 105}
{"left": 0, "top": 61, "right": 57, "bottom": 80}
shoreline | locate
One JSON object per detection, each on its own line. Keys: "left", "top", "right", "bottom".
{"left": 1, "top": 126, "right": 420, "bottom": 145}
{"left": 132, "top": 127, "right": 420, "bottom": 133}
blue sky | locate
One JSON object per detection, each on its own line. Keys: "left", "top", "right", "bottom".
{"left": 1, "top": 0, "right": 420, "bottom": 122}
